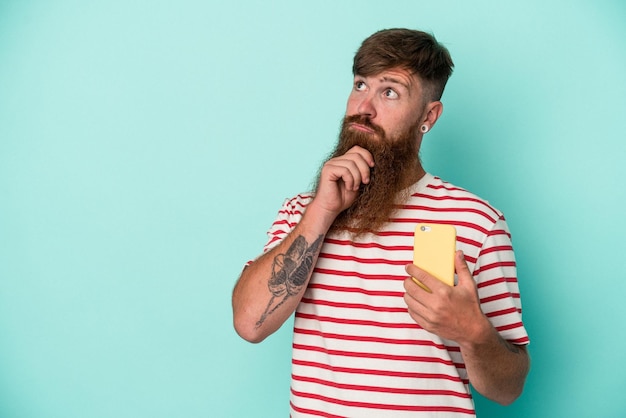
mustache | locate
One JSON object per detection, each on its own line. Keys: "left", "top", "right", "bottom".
{"left": 343, "top": 114, "right": 386, "bottom": 137}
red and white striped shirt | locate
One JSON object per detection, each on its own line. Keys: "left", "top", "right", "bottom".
{"left": 262, "top": 173, "right": 529, "bottom": 417}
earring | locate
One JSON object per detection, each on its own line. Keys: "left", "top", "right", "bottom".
{"left": 420, "top": 124, "right": 429, "bottom": 133}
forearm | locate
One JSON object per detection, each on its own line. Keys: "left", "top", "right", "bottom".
{"left": 233, "top": 146, "right": 375, "bottom": 343}
{"left": 232, "top": 203, "right": 335, "bottom": 343}
{"left": 460, "top": 319, "right": 530, "bottom": 405}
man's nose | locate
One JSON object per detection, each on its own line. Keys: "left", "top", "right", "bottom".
{"left": 357, "top": 94, "right": 377, "bottom": 118}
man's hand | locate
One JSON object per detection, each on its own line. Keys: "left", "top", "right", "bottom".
{"left": 404, "top": 250, "right": 530, "bottom": 404}
{"left": 403, "top": 250, "right": 491, "bottom": 345}
{"left": 312, "top": 145, "right": 374, "bottom": 220}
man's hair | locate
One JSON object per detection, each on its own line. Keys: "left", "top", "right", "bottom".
{"left": 352, "top": 28, "right": 454, "bottom": 101}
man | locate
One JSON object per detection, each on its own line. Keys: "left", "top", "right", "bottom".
{"left": 232, "top": 28, "right": 530, "bottom": 417}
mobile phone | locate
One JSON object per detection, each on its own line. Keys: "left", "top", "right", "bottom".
{"left": 412, "top": 223, "right": 457, "bottom": 289}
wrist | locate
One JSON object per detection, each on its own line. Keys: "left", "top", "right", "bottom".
{"left": 303, "top": 199, "right": 340, "bottom": 233}
{"left": 458, "top": 314, "right": 495, "bottom": 351}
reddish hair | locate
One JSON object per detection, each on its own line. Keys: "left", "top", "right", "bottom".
{"left": 353, "top": 28, "right": 454, "bottom": 101}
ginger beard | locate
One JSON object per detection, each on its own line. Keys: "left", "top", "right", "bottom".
{"left": 320, "top": 114, "right": 422, "bottom": 236}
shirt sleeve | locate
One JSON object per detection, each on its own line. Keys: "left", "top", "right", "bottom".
{"left": 473, "top": 215, "right": 530, "bottom": 345}
{"left": 262, "top": 194, "right": 313, "bottom": 253}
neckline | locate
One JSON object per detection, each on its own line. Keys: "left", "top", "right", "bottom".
{"left": 405, "top": 172, "right": 434, "bottom": 196}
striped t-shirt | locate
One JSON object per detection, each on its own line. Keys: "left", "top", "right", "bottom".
{"left": 262, "top": 173, "right": 529, "bottom": 417}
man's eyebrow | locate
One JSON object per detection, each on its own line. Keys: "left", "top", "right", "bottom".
{"left": 380, "top": 76, "right": 412, "bottom": 91}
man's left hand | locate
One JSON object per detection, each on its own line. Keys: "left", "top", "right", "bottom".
{"left": 403, "top": 250, "right": 491, "bottom": 345}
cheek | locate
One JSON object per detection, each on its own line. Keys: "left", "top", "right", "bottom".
{"left": 384, "top": 115, "right": 408, "bottom": 135}
{"left": 396, "top": 111, "right": 420, "bottom": 131}
{"left": 345, "top": 96, "right": 359, "bottom": 115}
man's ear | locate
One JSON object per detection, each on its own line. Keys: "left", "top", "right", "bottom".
{"left": 423, "top": 101, "right": 444, "bottom": 129}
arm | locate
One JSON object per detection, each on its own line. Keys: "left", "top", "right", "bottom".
{"left": 404, "top": 251, "right": 530, "bottom": 405}
{"left": 232, "top": 146, "right": 374, "bottom": 343}
{"left": 232, "top": 205, "right": 330, "bottom": 343}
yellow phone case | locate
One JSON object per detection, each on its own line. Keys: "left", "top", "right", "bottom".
{"left": 412, "top": 223, "right": 456, "bottom": 287}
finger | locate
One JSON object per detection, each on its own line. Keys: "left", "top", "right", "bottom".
{"left": 454, "top": 250, "right": 473, "bottom": 286}
{"left": 338, "top": 149, "right": 374, "bottom": 184}
{"left": 410, "top": 276, "right": 431, "bottom": 293}
{"left": 329, "top": 155, "right": 372, "bottom": 188}
{"left": 405, "top": 263, "right": 443, "bottom": 293}
{"left": 345, "top": 145, "right": 375, "bottom": 168}
{"left": 323, "top": 150, "right": 371, "bottom": 184}
{"left": 403, "top": 280, "right": 431, "bottom": 325}
{"left": 323, "top": 162, "right": 361, "bottom": 191}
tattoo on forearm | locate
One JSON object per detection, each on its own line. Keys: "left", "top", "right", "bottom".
{"left": 255, "top": 235, "right": 324, "bottom": 328}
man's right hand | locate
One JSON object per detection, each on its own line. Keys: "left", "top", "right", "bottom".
{"left": 312, "top": 145, "right": 375, "bottom": 219}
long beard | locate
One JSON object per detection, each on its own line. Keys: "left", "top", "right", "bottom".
{"left": 317, "top": 114, "right": 421, "bottom": 237}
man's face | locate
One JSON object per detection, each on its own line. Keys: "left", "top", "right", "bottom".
{"left": 319, "top": 67, "right": 441, "bottom": 236}
{"left": 344, "top": 68, "right": 425, "bottom": 142}
{"left": 322, "top": 69, "right": 428, "bottom": 236}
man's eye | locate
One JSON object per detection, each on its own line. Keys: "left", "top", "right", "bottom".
{"left": 384, "top": 89, "right": 398, "bottom": 99}
{"left": 355, "top": 81, "right": 366, "bottom": 91}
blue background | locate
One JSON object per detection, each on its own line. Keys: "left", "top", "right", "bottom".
{"left": 1, "top": 1, "right": 625, "bottom": 416}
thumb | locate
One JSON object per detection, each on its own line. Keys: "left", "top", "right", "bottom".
{"left": 454, "top": 250, "right": 473, "bottom": 287}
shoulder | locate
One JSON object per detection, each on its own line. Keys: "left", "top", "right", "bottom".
{"left": 274, "top": 193, "right": 315, "bottom": 223}
{"left": 262, "top": 192, "right": 315, "bottom": 251}
{"left": 411, "top": 174, "right": 504, "bottom": 223}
